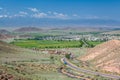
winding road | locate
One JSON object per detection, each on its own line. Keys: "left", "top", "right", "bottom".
{"left": 61, "top": 58, "right": 120, "bottom": 79}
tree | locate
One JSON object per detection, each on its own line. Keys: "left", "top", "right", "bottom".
{"left": 65, "top": 54, "right": 71, "bottom": 59}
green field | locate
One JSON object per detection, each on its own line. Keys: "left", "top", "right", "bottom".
{"left": 11, "top": 40, "right": 83, "bottom": 48}
{"left": 88, "top": 41, "right": 103, "bottom": 46}
{"left": 10, "top": 40, "right": 103, "bottom": 49}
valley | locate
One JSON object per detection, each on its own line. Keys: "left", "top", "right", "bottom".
{"left": 1, "top": 0, "right": 120, "bottom": 80}
{"left": 0, "top": 27, "right": 120, "bottom": 80}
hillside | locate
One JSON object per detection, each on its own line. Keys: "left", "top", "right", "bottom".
{"left": 0, "top": 34, "right": 13, "bottom": 39}
{"left": 0, "top": 41, "right": 77, "bottom": 80}
{"left": 0, "top": 29, "right": 10, "bottom": 34}
{"left": 79, "top": 40, "right": 120, "bottom": 74}
{"left": 0, "top": 41, "right": 22, "bottom": 53}
{"left": 13, "top": 27, "right": 42, "bottom": 32}
{"left": 0, "top": 34, "right": 14, "bottom": 42}
{"left": 102, "top": 30, "right": 120, "bottom": 34}
{"left": 0, "top": 29, "right": 12, "bottom": 41}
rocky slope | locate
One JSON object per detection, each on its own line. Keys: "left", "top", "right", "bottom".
{"left": 0, "top": 41, "right": 21, "bottom": 53}
{"left": 79, "top": 40, "right": 120, "bottom": 74}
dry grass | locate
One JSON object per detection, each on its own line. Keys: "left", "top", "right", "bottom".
{"left": 79, "top": 40, "right": 120, "bottom": 74}
{"left": 0, "top": 41, "right": 83, "bottom": 80}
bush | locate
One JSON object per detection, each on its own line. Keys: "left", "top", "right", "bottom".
{"left": 65, "top": 54, "right": 71, "bottom": 59}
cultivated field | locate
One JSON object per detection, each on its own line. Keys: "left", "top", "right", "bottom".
{"left": 10, "top": 40, "right": 102, "bottom": 49}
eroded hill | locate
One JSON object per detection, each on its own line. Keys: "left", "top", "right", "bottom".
{"left": 79, "top": 40, "right": 120, "bottom": 74}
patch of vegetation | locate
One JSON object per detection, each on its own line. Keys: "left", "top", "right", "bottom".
{"left": 87, "top": 41, "right": 103, "bottom": 47}
{"left": 11, "top": 39, "right": 103, "bottom": 49}
{"left": 10, "top": 40, "right": 83, "bottom": 48}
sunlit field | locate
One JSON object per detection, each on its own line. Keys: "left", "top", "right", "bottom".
{"left": 10, "top": 40, "right": 103, "bottom": 49}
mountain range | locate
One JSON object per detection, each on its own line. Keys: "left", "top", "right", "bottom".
{"left": 1, "top": 17, "right": 120, "bottom": 28}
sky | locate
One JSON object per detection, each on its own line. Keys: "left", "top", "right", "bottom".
{"left": 0, "top": 0, "right": 120, "bottom": 27}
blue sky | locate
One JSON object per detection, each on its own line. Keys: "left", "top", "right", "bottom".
{"left": 0, "top": 0, "right": 120, "bottom": 20}
{"left": 0, "top": 0, "right": 120, "bottom": 28}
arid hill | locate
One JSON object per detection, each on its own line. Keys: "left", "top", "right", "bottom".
{"left": 14, "top": 27, "right": 42, "bottom": 32}
{"left": 0, "top": 34, "right": 13, "bottom": 39}
{"left": 0, "top": 41, "right": 23, "bottom": 54}
{"left": 0, "top": 41, "right": 38, "bottom": 80}
{"left": 0, "top": 29, "right": 12, "bottom": 40}
{"left": 79, "top": 40, "right": 120, "bottom": 74}
{"left": 0, "top": 34, "right": 14, "bottom": 42}
{"left": 0, "top": 29, "right": 10, "bottom": 34}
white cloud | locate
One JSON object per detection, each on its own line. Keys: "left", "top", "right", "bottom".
{"left": 32, "top": 12, "right": 47, "bottom": 18}
{"left": 58, "top": 13, "right": 67, "bottom": 17}
{"left": 12, "top": 11, "right": 28, "bottom": 17}
{"left": 28, "top": 8, "right": 39, "bottom": 12}
{"left": 19, "top": 11, "right": 28, "bottom": 15}
{"left": 0, "top": 7, "right": 70, "bottom": 19}
{"left": 53, "top": 12, "right": 68, "bottom": 19}
{"left": 0, "top": 15, "right": 8, "bottom": 18}
{"left": 53, "top": 12, "right": 58, "bottom": 15}
{"left": 73, "top": 14, "right": 78, "bottom": 17}
{"left": 31, "top": 11, "right": 68, "bottom": 19}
